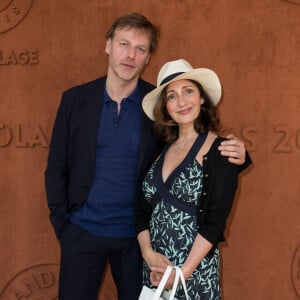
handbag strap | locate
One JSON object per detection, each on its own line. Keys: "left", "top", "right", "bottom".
{"left": 153, "top": 265, "right": 173, "bottom": 299}
{"left": 167, "top": 267, "right": 180, "bottom": 299}
{"left": 168, "top": 267, "right": 188, "bottom": 299}
{"left": 153, "top": 266, "right": 189, "bottom": 300}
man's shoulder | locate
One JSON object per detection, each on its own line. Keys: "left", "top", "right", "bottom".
{"left": 138, "top": 78, "right": 156, "bottom": 95}
{"left": 63, "top": 76, "right": 106, "bottom": 96}
{"left": 62, "top": 77, "right": 155, "bottom": 99}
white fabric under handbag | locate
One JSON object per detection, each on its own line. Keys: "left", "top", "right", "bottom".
{"left": 138, "top": 265, "right": 189, "bottom": 300}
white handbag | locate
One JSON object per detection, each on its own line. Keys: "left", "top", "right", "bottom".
{"left": 138, "top": 265, "right": 189, "bottom": 300}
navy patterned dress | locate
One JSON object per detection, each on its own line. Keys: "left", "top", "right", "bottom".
{"left": 142, "top": 134, "right": 221, "bottom": 299}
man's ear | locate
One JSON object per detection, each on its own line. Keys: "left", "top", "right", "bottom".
{"left": 105, "top": 38, "right": 111, "bottom": 55}
{"left": 145, "top": 55, "right": 151, "bottom": 65}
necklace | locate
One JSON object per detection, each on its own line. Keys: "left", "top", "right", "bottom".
{"left": 174, "top": 138, "right": 188, "bottom": 152}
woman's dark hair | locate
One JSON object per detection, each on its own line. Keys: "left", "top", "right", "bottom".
{"left": 153, "top": 79, "right": 221, "bottom": 143}
{"left": 105, "top": 13, "right": 160, "bottom": 53}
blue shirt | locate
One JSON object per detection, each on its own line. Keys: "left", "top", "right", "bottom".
{"left": 71, "top": 83, "right": 141, "bottom": 237}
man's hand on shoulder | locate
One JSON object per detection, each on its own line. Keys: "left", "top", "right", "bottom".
{"left": 218, "top": 134, "right": 246, "bottom": 165}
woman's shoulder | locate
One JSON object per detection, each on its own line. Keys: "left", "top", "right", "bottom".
{"left": 200, "top": 132, "right": 220, "bottom": 154}
{"left": 210, "top": 135, "right": 226, "bottom": 149}
{"left": 205, "top": 134, "right": 228, "bottom": 159}
{"left": 206, "top": 135, "right": 239, "bottom": 172}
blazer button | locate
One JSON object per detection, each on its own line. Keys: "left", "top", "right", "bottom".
{"left": 203, "top": 192, "right": 207, "bottom": 196}
{"left": 199, "top": 209, "right": 203, "bottom": 213}
{"left": 205, "top": 174, "right": 208, "bottom": 178}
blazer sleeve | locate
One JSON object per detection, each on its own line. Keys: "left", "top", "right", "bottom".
{"left": 198, "top": 139, "right": 239, "bottom": 246}
{"left": 238, "top": 150, "right": 252, "bottom": 173}
{"left": 44, "top": 89, "right": 74, "bottom": 239}
{"left": 135, "top": 189, "right": 152, "bottom": 234}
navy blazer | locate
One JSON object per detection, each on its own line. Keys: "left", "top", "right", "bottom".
{"left": 45, "top": 76, "right": 164, "bottom": 238}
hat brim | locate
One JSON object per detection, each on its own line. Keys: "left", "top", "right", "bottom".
{"left": 142, "top": 68, "right": 222, "bottom": 121}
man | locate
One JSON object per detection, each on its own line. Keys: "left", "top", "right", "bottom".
{"left": 45, "top": 13, "right": 249, "bottom": 300}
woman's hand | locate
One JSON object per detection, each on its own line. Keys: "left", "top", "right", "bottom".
{"left": 142, "top": 248, "right": 172, "bottom": 272}
{"left": 142, "top": 248, "right": 173, "bottom": 287}
{"left": 150, "top": 266, "right": 176, "bottom": 289}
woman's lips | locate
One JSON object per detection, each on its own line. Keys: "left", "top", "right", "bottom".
{"left": 177, "top": 107, "right": 192, "bottom": 115}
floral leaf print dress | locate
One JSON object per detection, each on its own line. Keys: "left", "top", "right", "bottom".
{"left": 142, "top": 134, "right": 221, "bottom": 300}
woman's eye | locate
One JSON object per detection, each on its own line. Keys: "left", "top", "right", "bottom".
{"left": 167, "top": 94, "right": 176, "bottom": 101}
{"left": 185, "top": 88, "right": 194, "bottom": 95}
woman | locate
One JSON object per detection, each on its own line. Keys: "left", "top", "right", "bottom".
{"left": 136, "top": 59, "right": 243, "bottom": 299}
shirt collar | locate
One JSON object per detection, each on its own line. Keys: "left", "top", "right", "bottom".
{"left": 104, "top": 82, "right": 141, "bottom": 105}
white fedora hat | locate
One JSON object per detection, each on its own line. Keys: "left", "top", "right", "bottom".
{"left": 142, "top": 59, "right": 222, "bottom": 121}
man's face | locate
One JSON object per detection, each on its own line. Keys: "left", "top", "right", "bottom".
{"left": 105, "top": 27, "right": 151, "bottom": 82}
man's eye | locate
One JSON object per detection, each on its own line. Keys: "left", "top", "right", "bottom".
{"left": 137, "top": 47, "right": 144, "bottom": 52}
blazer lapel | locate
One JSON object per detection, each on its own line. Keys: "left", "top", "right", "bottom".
{"left": 85, "top": 77, "right": 106, "bottom": 164}
{"left": 137, "top": 113, "right": 153, "bottom": 175}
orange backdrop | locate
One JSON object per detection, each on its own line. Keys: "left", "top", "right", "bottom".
{"left": 1, "top": 1, "right": 300, "bottom": 299}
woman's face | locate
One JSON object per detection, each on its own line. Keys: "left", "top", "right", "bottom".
{"left": 165, "top": 79, "right": 203, "bottom": 126}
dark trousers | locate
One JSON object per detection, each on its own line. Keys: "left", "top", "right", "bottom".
{"left": 58, "top": 223, "right": 143, "bottom": 300}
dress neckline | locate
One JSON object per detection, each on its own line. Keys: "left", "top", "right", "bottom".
{"left": 157, "top": 133, "right": 207, "bottom": 185}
